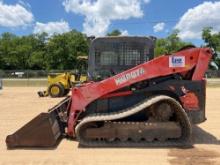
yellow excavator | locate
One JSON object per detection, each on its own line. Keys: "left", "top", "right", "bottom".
{"left": 37, "top": 56, "right": 87, "bottom": 97}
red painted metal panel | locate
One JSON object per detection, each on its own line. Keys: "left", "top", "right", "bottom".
{"left": 180, "top": 92, "right": 199, "bottom": 110}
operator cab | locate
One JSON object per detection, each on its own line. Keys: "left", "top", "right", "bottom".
{"left": 88, "top": 36, "right": 155, "bottom": 81}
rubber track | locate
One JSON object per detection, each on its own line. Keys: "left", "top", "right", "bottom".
{"left": 75, "top": 95, "right": 192, "bottom": 147}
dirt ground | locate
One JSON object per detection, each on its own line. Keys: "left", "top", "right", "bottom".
{"left": 0, "top": 87, "right": 220, "bottom": 165}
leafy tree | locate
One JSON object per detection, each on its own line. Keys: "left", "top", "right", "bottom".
{"left": 46, "top": 30, "right": 89, "bottom": 70}
{"left": 154, "top": 30, "right": 191, "bottom": 57}
{"left": 202, "top": 27, "right": 220, "bottom": 51}
{"left": 29, "top": 33, "right": 48, "bottom": 69}
{"left": 0, "top": 32, "right": 49, "bottom": 70}
{"left": 202, "top": 27, "right": 220, "bottom": 69}
{"left": 107, "top": 29, "right": 121, "bottom": 36}
{"left": 0, "top": 30, "right": 88, "bottom": 70}
{"left": 0, "top": 32, "right": 18, "bottom": 69}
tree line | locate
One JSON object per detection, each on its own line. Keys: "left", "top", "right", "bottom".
{"left": 0, "top": 30, "right": 89, "bottom": 70}
{"left": 0, "top": 28, "right": 219, "bottom": 70}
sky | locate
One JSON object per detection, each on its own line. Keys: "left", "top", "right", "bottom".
{"left": 0, "top": 0, "right": 220, "bottom": 45}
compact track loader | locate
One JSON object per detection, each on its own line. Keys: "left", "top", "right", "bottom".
{"left": 6, "top": 36, "right": 212, "bottom": 148}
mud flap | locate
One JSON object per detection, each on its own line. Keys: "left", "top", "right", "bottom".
{"left": 6, "top": 111, "right": 63, "bottom": 149}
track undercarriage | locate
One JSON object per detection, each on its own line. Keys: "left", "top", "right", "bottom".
{"left": 75, "top": 95, "right": 192, "bottom": 147}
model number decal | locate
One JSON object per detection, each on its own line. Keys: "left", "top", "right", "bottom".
{"left": 169, "top": 56, "right": 185, "bottom": 67}
{"left": 115, "top": 68, "right": 145, "bottom": 86}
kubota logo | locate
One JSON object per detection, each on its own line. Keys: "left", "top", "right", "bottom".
{"left": 115, "top": 68, "right": 145, "bottom": 86}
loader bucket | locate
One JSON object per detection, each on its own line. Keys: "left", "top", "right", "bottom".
{"left": 6, "top": 97, "right": 70, "bottom": 149}
{"left": 6, "top": 112, "right": 62, "bottom": 148}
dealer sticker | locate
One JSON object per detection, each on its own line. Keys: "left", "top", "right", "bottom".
{"left": 169, "top": 56, "right": 185, "bottom": 67}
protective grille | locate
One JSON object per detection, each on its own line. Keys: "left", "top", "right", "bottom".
{"left": 95, "top": 42, "right": 150, "bottom": 66}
